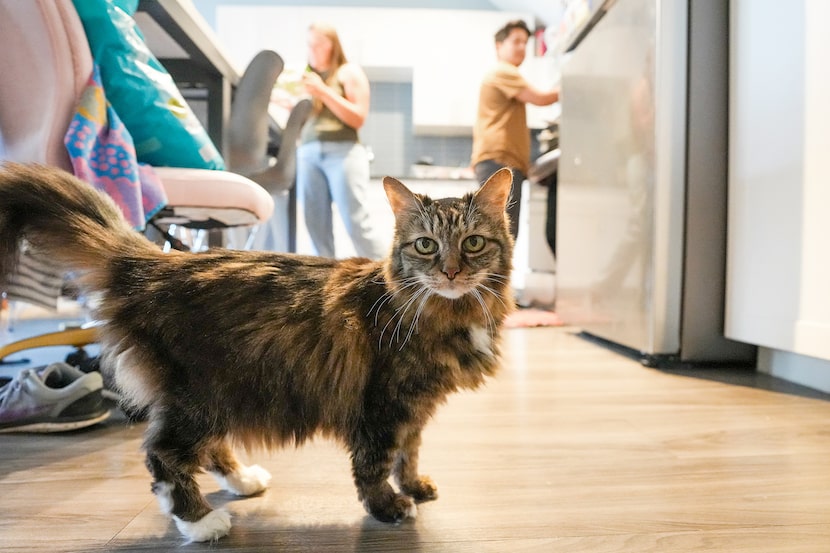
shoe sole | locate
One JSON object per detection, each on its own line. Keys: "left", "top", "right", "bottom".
{"left": 0, "top": 409, "right": 111, "bottom": 433}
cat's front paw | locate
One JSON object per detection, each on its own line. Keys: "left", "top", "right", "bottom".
{"left": 363, "top": 493, "right": 418, "bottom": 524}
{"left": 401, "top": 475, "right": 438, "bottom": 503}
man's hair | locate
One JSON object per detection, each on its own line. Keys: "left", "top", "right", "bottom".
{"left": 495, "top": 19, "right": 531, "bottom": 43}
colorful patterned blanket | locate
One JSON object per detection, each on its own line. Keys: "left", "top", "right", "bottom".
{"left": 64, "top": 64, "right": 167, "bottom": 229}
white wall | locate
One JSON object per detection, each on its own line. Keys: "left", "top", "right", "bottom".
{"left": 727, "top": 0, "right": 830, "bottom": 391}
{"left": 798, "top": 0, "right": 830, "bottom": 359}
{"left": 213, "top": 6, "right": 543, "bottom": 133}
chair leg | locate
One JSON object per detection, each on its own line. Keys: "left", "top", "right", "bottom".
{"left": 242, "top": 226, "right": 259, "bottom": 250}
{"left": 0, "top": 325, "right": 99, "bottom": 364}
{"left": 193, "top": 229, "right": 208, "bottom": 251}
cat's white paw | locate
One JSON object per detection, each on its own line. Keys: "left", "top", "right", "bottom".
{"left": 403, "top": 500, "right": 418, "bottom": 520}
{"left": 213, "top": 464, "right": 272, "bottom": 496}
{"left": 173, "top": 509, "right": 232, "bottom": 543}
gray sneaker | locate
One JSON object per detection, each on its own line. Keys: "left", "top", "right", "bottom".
{"left": 0, "top": 362, "right": 111, "bottom": 433}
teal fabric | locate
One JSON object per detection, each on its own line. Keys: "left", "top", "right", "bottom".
{"left": 72, "top": 0, "right": 225, "bottom": 170}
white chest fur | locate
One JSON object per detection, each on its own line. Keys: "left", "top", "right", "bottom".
{"left": 468, "top": 325, "right": 493, "bottom": 356}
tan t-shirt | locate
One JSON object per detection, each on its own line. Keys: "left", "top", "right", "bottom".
{"left": 471, "top": 61, "right": 530, "bottom": 175}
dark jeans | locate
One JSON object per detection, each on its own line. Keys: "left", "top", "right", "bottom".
{"left": 543, "top": 170, "right": 557, "bottom": 257}
{"left": 473, "top": 160, "right": 524, "bottom": 240}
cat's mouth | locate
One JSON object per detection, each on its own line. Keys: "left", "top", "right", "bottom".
{"left": 433, "top": 278, "right": 475, "bottom": 300}
{"left": 436, "top": 287, "right": 466, "bottom": 299}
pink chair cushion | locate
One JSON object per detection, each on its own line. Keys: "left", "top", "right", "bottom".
{"left": 153, "top": 167, "right": 274, "bottom": 227}
{"left": 0, "top": 0, "right": 93, "bottom": 170}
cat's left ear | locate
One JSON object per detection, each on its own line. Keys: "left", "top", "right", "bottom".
{"left": 383, "top": 176, "right": 421, "bottom": 217}
{"left": 474, "top": 167, "right": 513, "bottom": 218}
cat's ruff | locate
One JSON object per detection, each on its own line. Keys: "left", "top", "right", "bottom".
{"left": 0, "top": 162, "right": 515, "bottom": 543}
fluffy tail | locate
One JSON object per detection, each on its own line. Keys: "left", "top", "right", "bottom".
{"left": 0, "top": 162, "right": 155, "bottom": 291}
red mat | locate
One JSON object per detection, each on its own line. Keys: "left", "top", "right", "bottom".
{"left": 504, "top": 308, "right": 564, "bottom": 328}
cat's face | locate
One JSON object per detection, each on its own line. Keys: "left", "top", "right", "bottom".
{"left": 391, "top": 196, "right": 505, "bottom": 299}
{"left": 383, "top": 169, "right": 514, "bottom": 300}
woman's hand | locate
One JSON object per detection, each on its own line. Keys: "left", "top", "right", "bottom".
{"left": 302, "top": 71, "right": 327, "bottom": 98}
{"left": 301, "top": 64, "right": 370, "bottom": 130}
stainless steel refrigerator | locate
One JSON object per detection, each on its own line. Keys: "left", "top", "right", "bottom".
{"left": 556, "top": 0, "right": 754, "bottom": 366}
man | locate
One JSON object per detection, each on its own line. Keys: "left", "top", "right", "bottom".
{"left": 471, "top": 19, "right": 560, "bottom": 239}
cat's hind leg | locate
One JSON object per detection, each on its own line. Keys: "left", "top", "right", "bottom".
{"left": 144, "top": 417, "right": 232, "bottom": 542}
{"left": 205, "top": 438, "right": 272, "bottom": 496}
{"left": 393, "top": 427, "right": 438, "bottom": 502}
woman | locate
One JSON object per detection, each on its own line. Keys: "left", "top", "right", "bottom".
{"left": 297, "top": 23, "right": 386, "bottom": 259}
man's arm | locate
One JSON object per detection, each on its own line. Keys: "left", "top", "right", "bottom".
{"left": 516, "top": 85, "right": 560, "bottom": 106}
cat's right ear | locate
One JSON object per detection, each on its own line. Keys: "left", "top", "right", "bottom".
{"left": 474, "top": 167, "right": 513, "bottom": 217}
{"left": 383, "top": 176, "right": 421, "bottom": 217}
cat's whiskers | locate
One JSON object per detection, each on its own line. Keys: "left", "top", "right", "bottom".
{"left": 470, "top": 288, "right": 497, "bottom": 334}
{"left": 480, "top": 272, "right": 510, "bottom": 284}
{"left": 477, "top": 273, "right": 510, "bottom": 303}
{"left": 388, "top": 285, "right": 430, "bottom": 349}
{"left": 380, "top": 294, "right": 409, "bottom": 348}
{"left": 465, "top": 196, "right": 477, "bottom": 223}
{"left": 373, "top": 277, "right": 427, "bottom": 348}
{"left": 412, "top": 197, "right": 432, "bottom": 231}
{"left": 477, "top": 282, "right": 510, "bottom": 312}
{"left": 367, "top": 277, "right": 420, "bottom": 326}
{"left": 368, "top": 293, "right": 388, "bottom": 321}
{"left": 369, "top": 292, "right": 396, "bottom": 326}
{"left": 401, "top": 288, "right": 434, "bottom": 350}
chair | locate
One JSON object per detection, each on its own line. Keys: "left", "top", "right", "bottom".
{"left": 227, "top": 50, "right": 313, "bottom": 251}
{"left": 0, "top": 0, "right": 274, "bottom": 362}
{"left": 227, "top": 50, "right": 286, "bottom": 178}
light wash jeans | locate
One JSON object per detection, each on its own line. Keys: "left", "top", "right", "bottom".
{"left": 297, "top": 140, "right": 386, "bottom": 259}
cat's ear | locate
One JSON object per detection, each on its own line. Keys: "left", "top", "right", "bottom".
{"left": 474, "top": 168, "right": 513, "bottom": 218}
{"left": 383, "top": 176, "right": 421, "bottom": 217}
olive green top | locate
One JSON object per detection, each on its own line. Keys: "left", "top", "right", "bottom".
{"left": 300, "top": 69, "right": 359, "bottom": 144}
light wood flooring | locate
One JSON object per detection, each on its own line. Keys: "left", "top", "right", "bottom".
{"left": 1, "top": 325, "right": 830, "bottom": 552}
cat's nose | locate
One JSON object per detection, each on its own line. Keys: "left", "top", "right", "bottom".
{"left": 443, "top": 267, "right": 460, "bottom": 280}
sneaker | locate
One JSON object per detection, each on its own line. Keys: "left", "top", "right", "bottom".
{"left": 66, "top": 349, "right": 119, "bottom": 402}
{"left": 0, "top": 362, "right": 111, "bottom": 433}
{"left": 64, "top": 351, "right": 148, "bottom": 422}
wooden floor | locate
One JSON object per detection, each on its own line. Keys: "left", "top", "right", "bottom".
{"left": 2, "top": 325, "right": 830, "bottom": 552}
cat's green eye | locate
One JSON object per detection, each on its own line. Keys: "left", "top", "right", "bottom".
{"left": 414, "top": 237, "right": 439, "bottom": 255}
{"left": 462, "top": 235, "right": 486, "bottom": 253}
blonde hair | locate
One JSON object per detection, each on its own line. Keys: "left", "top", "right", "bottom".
{"left": 308, "top": 23, "right": 348, "bottom": 114}
{"left": 309, "top": 22, "right": 348, "bottom": 71}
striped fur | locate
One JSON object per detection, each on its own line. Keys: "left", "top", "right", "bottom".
{"left": 0, "top": 162, "right": 515, "bottom": 541}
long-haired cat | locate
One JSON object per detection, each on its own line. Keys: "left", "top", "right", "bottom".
{"left": 0, "top": 162, "right": 514, "bottom": 542}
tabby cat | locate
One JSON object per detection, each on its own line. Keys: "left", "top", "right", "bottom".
{"left": 0, "top": 162, "right": 514, "bottom": 542}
